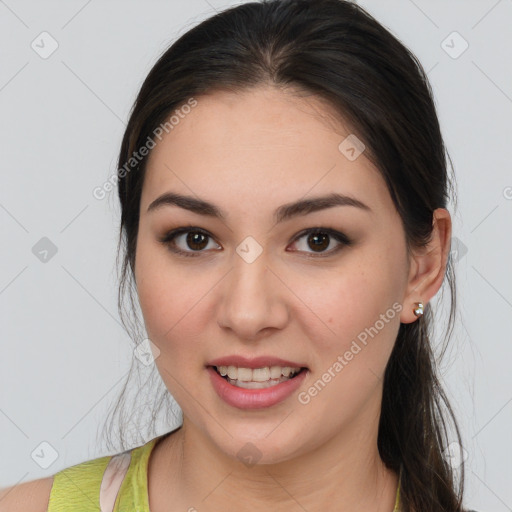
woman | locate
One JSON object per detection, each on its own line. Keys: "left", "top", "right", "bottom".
{"left": 2, "top": 0, "right": 478, "bottom": 510}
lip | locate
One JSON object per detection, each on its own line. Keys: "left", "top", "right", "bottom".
{"left": 206, "top": 355, "right": 308, "bottom": 370}
{"left": 207, "top": 366, "right": 308, "bottom": 409}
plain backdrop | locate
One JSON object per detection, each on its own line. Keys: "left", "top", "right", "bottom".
{"left": 1, "top": 1, "right": 511, "bottom": 510}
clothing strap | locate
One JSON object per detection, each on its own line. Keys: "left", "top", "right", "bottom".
{"left": 99, "top": 450, "right": 132, "bottom": 512}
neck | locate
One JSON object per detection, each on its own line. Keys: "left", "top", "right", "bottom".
{"left": 155, "top": 418, "right": 399, "bottom": 512}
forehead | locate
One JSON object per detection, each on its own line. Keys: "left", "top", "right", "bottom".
{"left": 141, "top": 86, "right": 391, "bottom": 217}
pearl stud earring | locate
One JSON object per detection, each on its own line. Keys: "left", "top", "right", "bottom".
{"left": 413, "top": 302, "right": 424, "bottom": 317}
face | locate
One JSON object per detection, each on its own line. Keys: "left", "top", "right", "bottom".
{"left": 134, "top": 86, "right": 411, "bottom": 466}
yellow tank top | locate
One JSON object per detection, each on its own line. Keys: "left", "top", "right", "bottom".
{"left": 47, "top": 432, "right": 401, "bottom": 511}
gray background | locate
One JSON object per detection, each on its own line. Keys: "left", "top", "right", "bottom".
{"left": 1, "top": 1, "right": 511, "bottom": 510}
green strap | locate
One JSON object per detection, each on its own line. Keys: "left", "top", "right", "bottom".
{"left": 113, "top": 437, "right": 160, "bottom": 511}
{"left": 394, "top": 480, "right": 401, "bottom": 511}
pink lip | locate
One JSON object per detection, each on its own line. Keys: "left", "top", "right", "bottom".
{"left": 207, "top": 366, "right": 308, "bottom": 409}
{"left": 206, "top": 355, "right": 308, "bottom": 370}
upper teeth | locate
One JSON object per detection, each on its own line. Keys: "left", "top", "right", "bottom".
{"left": 216, "top": 365, "right": 302, "bottom": 382}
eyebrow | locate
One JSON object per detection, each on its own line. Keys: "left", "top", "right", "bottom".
{"left": 147, "top": 191, "right": 372, "bottom": 223}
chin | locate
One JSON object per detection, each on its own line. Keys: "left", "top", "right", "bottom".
{"left": 208, "top": 424, "right": 306, "bottom": 467}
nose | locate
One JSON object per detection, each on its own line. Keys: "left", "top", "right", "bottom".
{"left": 216, "top": 254, "right": 289, "bottom": 341}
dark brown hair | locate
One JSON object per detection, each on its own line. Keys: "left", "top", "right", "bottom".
{"left": 100, "top": 1, "right": 469, "bottom": 510}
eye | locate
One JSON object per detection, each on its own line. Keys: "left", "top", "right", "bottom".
{"left": 159, "top": 226, "right": 220, "bottom": 258}
{"left": 288, "top": 228, "right": 352, "bottom": 258}
{"left": 159, "top": 226, "right": 352, "bottom": 258}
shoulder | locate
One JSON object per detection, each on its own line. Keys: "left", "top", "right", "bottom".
{"left": 0, "top": 435, "right": 165, "bottom": 512}
{"left": 47, "top": 452, "right": 115, "bottom": 511}
{"left": 0, "top": 452, "right": 115, "bottom": 512}
{"left": 0, "top": 476, "right": 54, "bottom": 512}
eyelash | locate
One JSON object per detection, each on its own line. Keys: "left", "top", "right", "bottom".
{"left": 159, "top": 226, "right": 353, "bottom": 259}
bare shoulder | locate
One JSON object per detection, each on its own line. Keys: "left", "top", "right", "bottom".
{"left": 0, "top": 476, "right": 54, "bottom": 512}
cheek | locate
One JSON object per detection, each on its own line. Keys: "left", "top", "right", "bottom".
{"left": 293, "top": 263, "right": 399, "bottom": 344}
{"left": 290, "top": 265, "right": 402, "bottom": 418}
{"left": 135, "top": 238, "right": 168, "bottom": 337}
{"left": 135, "top": 236, "right": 205, "bottom": 351}
{"left": 288, "top": 241, "right": 405, "bottom": 373}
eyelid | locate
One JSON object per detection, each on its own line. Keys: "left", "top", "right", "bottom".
{"left": 159, "top": 226, "right": 352, "bottom": 258}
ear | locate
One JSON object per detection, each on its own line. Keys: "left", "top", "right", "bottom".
{"left": 400, "top": 208, "right": 452, "bottom": 324}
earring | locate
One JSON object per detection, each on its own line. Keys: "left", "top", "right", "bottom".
{"left": 413, "top": 302, "right": 424, "bottom": 317}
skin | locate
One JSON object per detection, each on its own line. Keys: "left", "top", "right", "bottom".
{"left": 134, "top": 85, "right": 451, "bottom": 512}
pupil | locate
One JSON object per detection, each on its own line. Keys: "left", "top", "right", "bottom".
{"left": 309, "top": 233, "right": 329, "bottom": 252}
{"left": 187, "top": 232, "right": 208, "bottom": 251}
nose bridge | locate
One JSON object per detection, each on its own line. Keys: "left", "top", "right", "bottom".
{"left": 217, "top": 242, "right": 288, "bottom": 338}
{"left": 228, "top": 245, "right": 272, "bottom": 310}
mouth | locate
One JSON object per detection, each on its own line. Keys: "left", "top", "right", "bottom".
{"left": 208, "top": 365, "right": 308, "bottom": 389}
